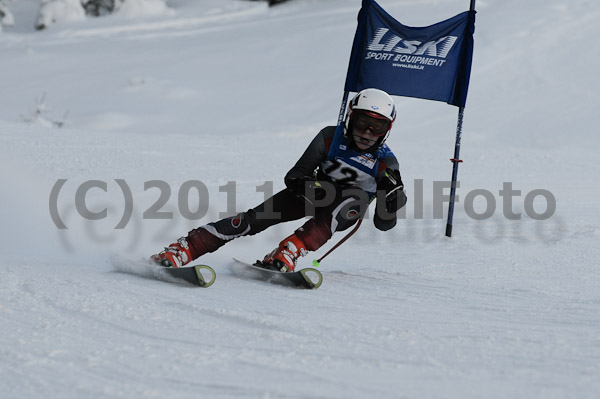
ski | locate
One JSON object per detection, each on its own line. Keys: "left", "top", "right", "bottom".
{"left": 162, "top": 264, "right": 216, "bottom": 288}
{"left": 110, "top": 256, "right": 216, "bottom": 287}
{"left": 231, "top": 258, "right": 323, "bottom": 289}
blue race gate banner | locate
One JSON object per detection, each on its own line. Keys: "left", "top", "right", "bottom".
{"left": 345, "top": 0, "right": 476, "bottom": 107}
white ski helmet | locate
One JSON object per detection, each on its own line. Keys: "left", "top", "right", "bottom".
{"left": 345, "top": 88, "right": 396, "bottom": 150}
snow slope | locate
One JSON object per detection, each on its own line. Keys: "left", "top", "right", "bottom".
{"left": 1, "top": 0, "right": 599, "bottom": 398}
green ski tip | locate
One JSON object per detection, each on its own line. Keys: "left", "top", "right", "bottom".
{"left": 312, "top": 259, "right": 320, "bottom": 268}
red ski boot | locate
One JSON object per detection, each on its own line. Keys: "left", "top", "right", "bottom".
{"left": 261, "top": 234, "right": 308, "bottom": 272}
{"left": 151, "top": 238, "right": 192, "bottom": 268}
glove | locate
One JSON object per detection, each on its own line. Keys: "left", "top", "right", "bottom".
{"left": 378, "top": 168, "right": 407, "bottom": 213}
{"left": 285, "top": 176, "right": 327, "bottom": 201}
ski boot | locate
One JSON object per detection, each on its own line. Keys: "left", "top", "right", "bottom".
{"left": 151, "top": 238, "right": 192, "bottom": 268}
{"left": 259, "top": 234, "right": 308, "bottom": 272}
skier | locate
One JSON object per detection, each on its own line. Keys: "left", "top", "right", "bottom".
{"left": 151, "top": 88, "right": 407, "bottom": 272}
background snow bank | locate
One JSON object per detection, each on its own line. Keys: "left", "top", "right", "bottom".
{"left": 115, "top": 0, "right": 172, "bottom": 18}
{"left": 35, "top": 0, "right": 85, "bottom": 30}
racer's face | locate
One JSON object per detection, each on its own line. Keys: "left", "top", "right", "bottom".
{"left": 352, "top": 126, "right": 379, "bottom": 150}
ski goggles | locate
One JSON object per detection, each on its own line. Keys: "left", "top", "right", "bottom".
{"left": 352, "top": 110, "right": 391, "bottom": 136}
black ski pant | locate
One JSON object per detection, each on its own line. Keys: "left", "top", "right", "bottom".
{"left": 185, "top": 187, "right": 370, "bottom": 260}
